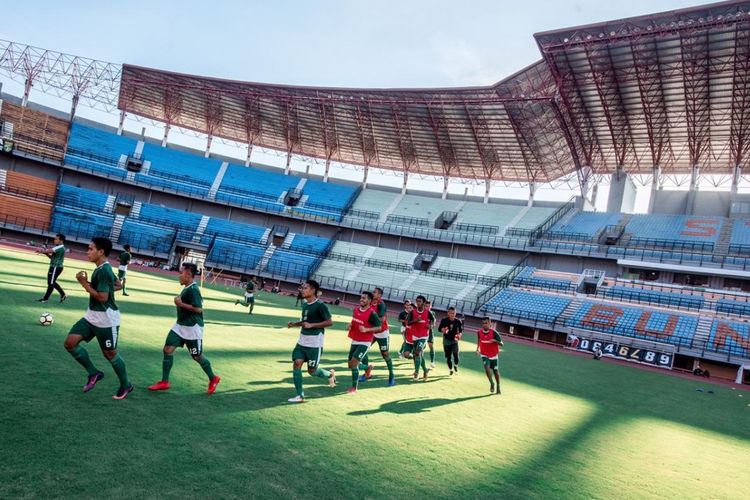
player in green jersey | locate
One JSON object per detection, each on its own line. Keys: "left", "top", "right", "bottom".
{"left": 426, "top": 300, "right": 437, "bottom": 368}
{"left": 234, "top": 276, "right": 257, "bottom": 315}
{"left": 148, "top": 263, "right": 220, "bottom": 395}
{"left": 36, "top": 233, "right": 68, "bottom": 303}
{"left": 63, "top": 237, "right": 133, "bottom": 400}
{"left": 287, "top": 279, "right": 336, "bottom": 403}
{"left": 117, "top": 244, "right": 132, "bottom": 296}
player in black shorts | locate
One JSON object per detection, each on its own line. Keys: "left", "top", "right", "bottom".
{"left": 438, "top": 306, "right": 463, "bottom": 375}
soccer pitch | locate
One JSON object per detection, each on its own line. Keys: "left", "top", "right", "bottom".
{"left": 0, "top": 247, "right": 748, "bottom": 499}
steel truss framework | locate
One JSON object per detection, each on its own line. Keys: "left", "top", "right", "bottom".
{"left": 2, "top": 2, "right": 750, "bottom": 185}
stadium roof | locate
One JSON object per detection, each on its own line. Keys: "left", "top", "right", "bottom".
{"left": 4, "top": 1, "right": 750, "bottom": 183}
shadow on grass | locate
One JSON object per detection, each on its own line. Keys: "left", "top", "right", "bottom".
{"left": 349, "top": 394, "right": 489, "bottom": 416}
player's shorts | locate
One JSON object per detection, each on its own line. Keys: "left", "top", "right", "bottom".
{"left": 428, "top": 329, "right": 434, "bottom": 343}
{"left": 292, "top": 344, "right": 323, "bottom": 368}
{"left": 69, "top": 318, "right": 120, "bottom": 351}
{"left": 117, "top": 269, "right": 126, "bottom": 279}
{"left": 244, "top": 293, "right": 255, "bottom": 303}
{"left": 371, "top": 335, "right": 390, "bottom": 352}
{"left": 481, "top": 355, "right": 499, "bottom": 369}
{"left": 413, "top": 338, "right": 428, "bottom": 353}
{"left": 165, "top": 329, "right": 203, "bottom": 356}
{"left": 402, "top": 341, "right": 414, "bottom": 353}
{"left": 348, "top": 343, "right": 370, "bottom": 361}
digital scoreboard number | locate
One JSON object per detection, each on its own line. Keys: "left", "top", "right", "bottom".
{"left": 576, "top": 338, "right": 674, "bottom": 369}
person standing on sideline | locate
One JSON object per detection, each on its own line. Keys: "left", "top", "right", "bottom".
{"left": 287, "top": 280, "right": 336, "bottom": 403}
{"left": 476, "top": 317, "right": 504, "bottom": 395}
{"left": 118, "top": 244, "right": 132, "bottom": 296}
{"left": 63, "top": 237, "right": 133, "bottom": 400}
{"left": 36, "top": 233, "right": 68, "bottom": 303}
{"left": 438, "top": 306, "right": 463, "bottom": 375}
{"left": 370, "top": 287, "right": 396, "bottom": 386}
{"left": 346, "top": 291, "right": 381, "bottom": 394}
{"left": 148, "top": 262, "right": 220, "bottom": 395}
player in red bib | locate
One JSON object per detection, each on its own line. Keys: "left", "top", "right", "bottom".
{"left": 406, "top": 295, "right": 431, "bottom": 381}
{"left": 346, "top": 291, "right": 382, "bottom": 394}
{"left": 476, "top": 317, "right": 504, "bottom": 394}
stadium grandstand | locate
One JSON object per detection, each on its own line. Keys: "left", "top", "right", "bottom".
{"left": 1, "top": 0, "right": 750, "bottom": 385}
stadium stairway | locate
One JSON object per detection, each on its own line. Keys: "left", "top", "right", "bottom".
{"left": 0, "top": 169, "right": 7, "bottom": 189}
{"left": 693, "top": 317, "right": 713, "bottom": 347}
{"left": 558, "top": 297, "right": 583, "bottom": 324}
{"left": 192, "top": 215, "right": 210, "bottom": 243}
{"left": 110, "top": 214, "right": 126, "bottom": 242}
{"left": 715, "top": 220, "right": 734, "bottom": 255}
{"left": 281, "top": 233, "right": 295, "bottom": 249}
{"left": 104, "top": 194, "right": 116, "bottom": 214}
{"left": 131, "top": 201, "right": 142, "bottom": 219}
{"left": 258, "top": 244, "right": 276, "bottom": 272}
{"left": 260, "top": 227, "right": 272, "bottom": 245}
{"left": 378, "top": 193, "right": 404, "bottom": 222}
{"left": 500, "top": 206, "right": 531, "bottom": 236}
{"left": 207, "top": 162, "right": 229, "bottom": 201}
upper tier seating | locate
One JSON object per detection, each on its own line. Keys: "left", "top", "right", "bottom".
{"left": 625, "top": 214, "right": 723, "bottom": 251}
{"left": 602, "top": 285, "right": 705, "bottom": 310}
{"left": 0, "top": 101, "right": 69, "bottom": 162}
{"left": 203, "top": 218, "right": 267, "bottom": 245}
{"left": 512, "top": 267, "right": 577, "bottom": 292}
{"left": 729, "top": 219, "right": 750, "bottom": 255}
{"left": 140, "top": 143, "right": 220, "bottom": 187}
{"left": 266, "top": 249, "right": 320, "bottom": 279}
{"left": 118, "top": 220, "right": 175, "bottom": 254}
{"left": 549, "top": 211, "right": 623, "bottom": 239}
{"left": 286, "top": 234, "right": 333, "bottom": 255}
{"left": 137, "top": 204, "right": 202, "bottom": 233}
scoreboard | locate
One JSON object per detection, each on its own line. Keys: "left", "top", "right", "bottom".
{"left": 575, "top": 338, "right": 674, "bottom": 369}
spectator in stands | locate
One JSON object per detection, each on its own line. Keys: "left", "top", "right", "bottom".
{"left": 36, "top": 233, "right": 68, "bottom": 303}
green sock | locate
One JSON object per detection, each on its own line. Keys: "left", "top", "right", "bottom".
{"left": 385, "top": 356, "right": 394, "bottom": 379}
{"left": 71, "top": 346, "right": 98, "bottom": 376}
{"left": 351, "top": 367, "right": 359, "bottom": 388}
{"left": 314, "top": 367, "right": 331, "bottom": 379}
{"left": 198, "top": 357, "right": 215, "bottom": 380}
{"left": 362, "top": 354, "right": 369, "bottom": 365}
{"left": 122, "top": 281, "right": 127, "bottom": 293}
{"left": 429, "top": 346, "right": 435, "bottom": 364}
{"left": 358, "top": 362, "right": 368, "bottom": 372}
{"left": 421, "top": 356, "right": 427, "bottom": 373}
{"left": 399, "top": 343, "right": 406, "bottom": 355}
{"left": 413, "top": 355, "right": 420, "bottom": 373}
{"left": 293, "top": 368, "right": 304, "bottom": 397}
{"left": 161, "top": 353, "right": 174, "bottom": 381}
{"left": 109, "top": 354, "right": 130, "bottom": 389}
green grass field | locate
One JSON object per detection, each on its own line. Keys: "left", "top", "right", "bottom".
{"left": 0, "top": 247, "right": 748, "bottom": 499}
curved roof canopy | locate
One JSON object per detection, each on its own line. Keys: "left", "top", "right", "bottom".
{"left": 117, "top": 0, "right": 750, "bottom": 182}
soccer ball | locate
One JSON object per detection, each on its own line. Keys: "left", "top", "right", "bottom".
{"left": 39, "top": 312, "right": 54, "bottom": 326}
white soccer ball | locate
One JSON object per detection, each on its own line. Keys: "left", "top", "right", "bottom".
{"left": 39, "top": 312, "right": 54, "bottom": 326}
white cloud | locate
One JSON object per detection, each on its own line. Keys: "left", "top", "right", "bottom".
{"left": 431, "top": 37, "right": 498, "bottom": 87}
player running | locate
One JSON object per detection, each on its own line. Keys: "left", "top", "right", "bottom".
{"left": 346, "top": 291, "right": 381, "bottom": 394}
{"left": 234, "top": 276, "right": 257, "bottom": 315}
{"left": 370, "top": 287, "right": 396, "bottom": 386}
{"left": 397, "top": 300, "right": 412, "bottom": 359}
{"left": 438, "top": 306, "right": 463, "bottom": 375}
{"left": 36, "top": 233, "right": 67, "bottom": 303}
{"left": 287, "top": 279, "right": 336, "bottom": 403}
{"left": 118, "top": 244, "right": 132, "bottom": 296}
{"left": 148, "top": 263, "right": 220, "bottom": 395}
{"left": 63, "top": 237, "right": 132, "bottom": 400}
{"left": 476, "top": 317, "right": 504, "bottom": 394}
{"left": 407, "top": 295, "right": 431, "bottom": 381}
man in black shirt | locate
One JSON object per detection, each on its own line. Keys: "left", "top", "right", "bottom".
{"left": 438, "top": 306, "right": 463, "bottom": 375}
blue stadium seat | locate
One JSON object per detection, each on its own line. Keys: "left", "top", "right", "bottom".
{"left": 287, "top": 234, "right": 333, "bottom": 255}
{"left": 207, "top": 239, "right": 266, "bottom": 270}
{"left": 603, "top": 285, "right": 704, "bottom": 310}
{"left": 625, "top": 214, "right": 722, "bottom": 251}
{"left": 56, "top": 184, "right": 110, "bottom": 212}
{"left": 483, "top": 288, "right": 571, "bottom": 322}
{"left": 548, "top": 211, "right": 623, "bottom": 239}
{"left": 708, "top": 319, "right": 750, "bottom": 357}
{"left": 265, "top": 249, "right": 320, "bottom": 279}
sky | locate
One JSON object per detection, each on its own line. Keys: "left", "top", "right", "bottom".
{"left": 0, "top": 0, "right": 717, "bottom": 209}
